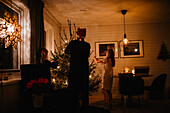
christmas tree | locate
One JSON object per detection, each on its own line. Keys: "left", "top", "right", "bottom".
{"left": 50, "top": 20, "right": 101, "bottom": 95}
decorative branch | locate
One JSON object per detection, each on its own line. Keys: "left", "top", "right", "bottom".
{"left": 54, "top": 40, "right": 61, "bottom": 54}
{"left": 73, "top": 23, "right": 76, "bottom": 37}
{"left": 89, "top": 50, "right": 94, "bottom": 57}
{"left": 59, "top": 32, "right": 65, "bottom": 42}
{"left": 63, "top": 29, "right": 67, "bottom": 40}
{"left": 70, "top": 23, "right": 77, "bottom": 40}
{"left": 67, "top": 19, "right": 72, "bottom": 40}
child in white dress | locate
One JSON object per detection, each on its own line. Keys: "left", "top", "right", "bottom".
{"left": 94, "top": 47, "right": 115, "bottom": 109}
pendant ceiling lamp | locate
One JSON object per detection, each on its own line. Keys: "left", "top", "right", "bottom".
{"left": 121, "top": 10, "right": 128, "bottom": 45}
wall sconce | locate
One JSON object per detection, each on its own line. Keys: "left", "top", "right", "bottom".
{"left": 121, "top": 10, "right": 128, "bottom": 45}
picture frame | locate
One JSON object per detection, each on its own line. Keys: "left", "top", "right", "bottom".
{"left": 120, "top": 40, "right": 144, "bottom": 58}
{"left": 95, "top": 41, "right": 118, "bottom": 58}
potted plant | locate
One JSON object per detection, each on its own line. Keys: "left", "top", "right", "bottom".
{"left": 26, "top": 78, "right": 51, "bottom": 108}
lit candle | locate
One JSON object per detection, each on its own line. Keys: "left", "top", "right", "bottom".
{"left": 132, "top": 69, "right": 135, "bottom": 76}
{"left": 125, "top": 67, "right": 129, "bottom": 73}
{"left": 132, "top": 69, "right": 135, "bottom": 75}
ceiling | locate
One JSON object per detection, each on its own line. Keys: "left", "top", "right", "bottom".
{"left": 42, "top": 0, "right": 170, "bottom": 26}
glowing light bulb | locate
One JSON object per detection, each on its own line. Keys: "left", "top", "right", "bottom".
{"left": 57, "top": 66, "right": 60, "bottom": 69}
{"left": 65, "top": 40, "right": 67, "bottom": 43}
{"left": 123, "top": 38, "right": 128, "bottom": 45}
{"left": 52, "top": 78, "right": 55, "bottom": 82}
{"left": 89, "top": 75, "right": 92, "bottom": 78}
{"left": 115, "top": 49, "right": 118, "bottom": 52}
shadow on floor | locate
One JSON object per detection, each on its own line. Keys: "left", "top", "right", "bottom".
{"left": 90, "top": 99, "right": 170, "bottom": 113}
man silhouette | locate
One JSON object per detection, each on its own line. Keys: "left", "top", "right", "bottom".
{"left": 65, "top": 28, "right": 90, "bottom": 109}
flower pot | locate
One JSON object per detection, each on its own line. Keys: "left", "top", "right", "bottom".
{"left": 32, "top": 94, "right": 44, "bottom": 108}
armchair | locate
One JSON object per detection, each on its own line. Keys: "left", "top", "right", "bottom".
{"left": 144, "top": 73, "right": 167, "bottom": 100}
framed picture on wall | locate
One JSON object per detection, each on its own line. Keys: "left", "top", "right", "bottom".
{"left": 120, "top": 40, "right": 144, "bottom": 58}
{"left": 95, "top": 41, "right": 118, "bottom": 58}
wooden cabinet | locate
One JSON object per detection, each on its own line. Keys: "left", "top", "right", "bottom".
{"left": 0, "top": 82, "right": 21, "bottom": 113}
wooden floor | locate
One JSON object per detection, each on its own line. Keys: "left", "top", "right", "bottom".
{"left": 89, "top": 90, "right": 170, "bottom": 113}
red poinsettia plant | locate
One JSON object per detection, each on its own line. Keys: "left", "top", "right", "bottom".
{"left": 26, "top": 78, "right": 51, "bottom": 95}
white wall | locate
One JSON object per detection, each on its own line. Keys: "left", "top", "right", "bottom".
{"left": 43, "top": 8, "right": 61, "bottom": 61}
{"left": 75, "top": 22, "right": 170, "bottom": 97}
